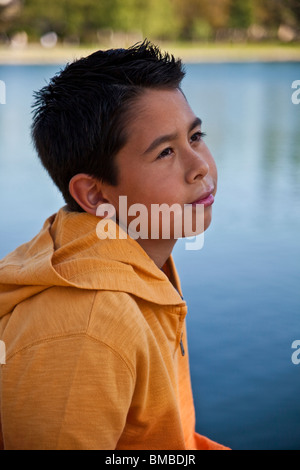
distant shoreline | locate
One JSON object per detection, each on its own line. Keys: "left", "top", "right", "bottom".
{"left": 0, "top": 43, "right": 300, "bottom": 65}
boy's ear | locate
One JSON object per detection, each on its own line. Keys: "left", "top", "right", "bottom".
{"left": 69, "top": 174, "right": 109, "bottom": 215}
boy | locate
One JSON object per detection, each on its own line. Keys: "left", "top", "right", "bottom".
{"left": 0, "top": 41, "right": 227, "bottom": 450}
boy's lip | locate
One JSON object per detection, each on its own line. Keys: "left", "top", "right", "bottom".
{"left": 190, "top": 188, "right": 215, "bottom": 208}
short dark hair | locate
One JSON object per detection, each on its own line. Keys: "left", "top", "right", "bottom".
{"left": 31, "top": 40, "right": 185, "bottom": 212}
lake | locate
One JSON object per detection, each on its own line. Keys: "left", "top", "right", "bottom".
{"left": 0, "top": 60, "right": 300, "bottom": 450}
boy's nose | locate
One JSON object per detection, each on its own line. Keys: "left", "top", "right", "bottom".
{"left": 184, "top": 150, "right": 210, "bottom": 184}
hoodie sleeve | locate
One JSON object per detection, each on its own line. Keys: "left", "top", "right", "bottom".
{"left": 1, "top": 334, "right": 135, "bottom": 450}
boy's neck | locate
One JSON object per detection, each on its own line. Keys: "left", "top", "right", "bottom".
{"left": 136, "top": 239, "right": 177, "bottom": 270}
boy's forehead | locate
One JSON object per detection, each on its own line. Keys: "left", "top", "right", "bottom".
{"left": 128, "top": 88, "right": 198, "bottom": 138}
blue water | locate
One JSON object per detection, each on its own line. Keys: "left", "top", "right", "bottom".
{"left": 0, "top": 61, "right": 300, "bottom": 450}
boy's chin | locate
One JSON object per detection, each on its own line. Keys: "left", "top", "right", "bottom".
{"left": 182, "top": 207, "right": 213, "bottom": 238}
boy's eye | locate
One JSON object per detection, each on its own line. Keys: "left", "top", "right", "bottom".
{"left": 157, "top": 147, "right": 174, "bottom": 160}
{"left": 190, "top": 131, "right": 206, "bottom": 143}
{"left": 156, "top": 132, "right": 206, "bottom": 160}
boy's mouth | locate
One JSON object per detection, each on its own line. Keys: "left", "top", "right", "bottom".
{"left": 191, "top": 188, "right": 215, "bottom": 208}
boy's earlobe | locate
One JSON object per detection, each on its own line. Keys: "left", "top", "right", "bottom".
{"left": 69, "top": 174, "right": 109, "bottom": 215}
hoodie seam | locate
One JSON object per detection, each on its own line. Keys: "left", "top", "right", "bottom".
{"left": 4, "top": 333, "right": 135, "bottom": 381}
{"left": 86, "top": 290, "right": 136, "bottom": 379}
{"left": 66, "top": 268, "right": 173, "bottom": 286}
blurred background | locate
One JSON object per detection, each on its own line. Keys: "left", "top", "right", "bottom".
{"left": 0, "top": 0, "right": 300, "bottom": 451}
{"left": 0, "top": 0, "right": 300, "bottom": 47}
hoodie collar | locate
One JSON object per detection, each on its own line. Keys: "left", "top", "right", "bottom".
{"left": 0, "top": 208, "right": 185, "bottom": 318}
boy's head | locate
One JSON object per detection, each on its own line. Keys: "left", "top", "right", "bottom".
{"left": 32, "top": 40, "right": 217, "bottom": 246}
{"left": 32, "top": 40, "right": 185, "bottom": 213}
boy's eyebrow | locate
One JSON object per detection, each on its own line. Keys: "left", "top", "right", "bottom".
{"left": 142, "top": 117, "right": 203, "bottom": 155}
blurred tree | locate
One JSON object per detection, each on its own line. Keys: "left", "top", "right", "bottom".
{"left": 287, "top": 0, "right": 300, "bottom": 24}
{"left": 173, "top": 0, "right": 233, "bottom": 39}
{"left": 205, "top": 0, "right": 232, "bottom": 30}
{"left": 229, "top": 0, "right": 254, "bottom": 29}
{"left": 20, "top": 0, "right": 65, "bottom": 39}
{"left": 141, "top": 0, "right": 180, "bottom": 40}
{"left": 112, "top": 0, "right": 179, "bottom": 39}
{"left": 0, "top": 0, "right": 22, "bottom": 36}
{"left": 0, "top": 0, "right": 299, "bottom": 43}
{"left": 18, "top": 0, "right": 117, "bottom": 41}
{"left": 252, "top": 0, "right": 300, "bottom": 28}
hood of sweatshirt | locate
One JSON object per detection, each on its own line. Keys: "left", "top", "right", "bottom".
{"left": 0, "top": 208, "right": 185, "bottom": 319}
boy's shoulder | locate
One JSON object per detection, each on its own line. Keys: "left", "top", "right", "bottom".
{"left": 2, "top": 287, "right": 148, "bottom": 364}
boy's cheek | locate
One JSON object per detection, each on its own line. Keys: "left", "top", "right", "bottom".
{"left": 209, "top": 154, "right": 218, "bottom": 187}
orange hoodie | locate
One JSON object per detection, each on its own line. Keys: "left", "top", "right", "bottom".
{"left": 0, "top": 208, "right": 229, "bottom": 450}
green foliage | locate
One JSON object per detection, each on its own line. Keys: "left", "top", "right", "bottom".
{"left": 229, "top": 0, "right": 254, "bottom": 29}
{"left": 0, "top": 0, "right": 299, "bottom": 43}
{"left": 111, "top": 0, "right": 179, "bottom": 39}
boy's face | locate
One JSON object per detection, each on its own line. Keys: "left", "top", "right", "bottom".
{"left": 102, "top": 88, "right": 218, "bottom": 239}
